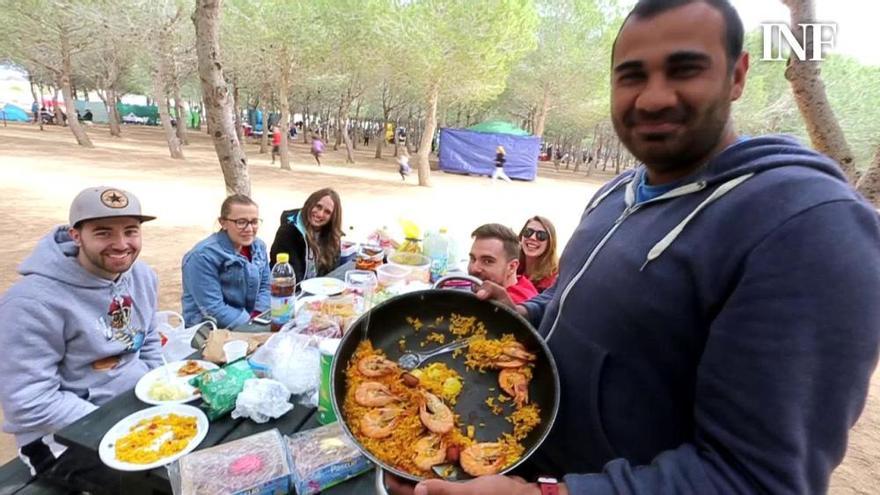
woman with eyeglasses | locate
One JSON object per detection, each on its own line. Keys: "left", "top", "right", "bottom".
{"left": 181, "top": 194, "right": 271, "bottom": 328}
{"left": 518, "top": 216, "right": 559, "bottom": 293}
{"left": 270, "top": 188, "right": 344, "bottom": 282}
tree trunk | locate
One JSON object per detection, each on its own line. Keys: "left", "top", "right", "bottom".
{"left": 152, "top": 70, "right": 184, "bottom": 159}
{"left": 173, "top": 82, "right": 188, "bottom": 145}
{"left": 416, "top": 82, "right": 440, "bottom": 187}
{"left": 374, "top": 111, "right": 387, "bottom": 159}
{"left": 101, "top": 87, "right": 122, "bottom": 137}
{"left": 193, "top": 0, "right": 250, "bottom": 196}
{"left": 782, "top": 0, "right": 857, "bottom": 181}
{"left": 233, "top": 78, "right": 244, "bottom": 142}
{"left": 342, "top": 117, "right": 355, "bottom": 164}
{"left": 50, "top": 85, "right": 64, "bottom": 126}
{"left": 534, "top": 85, "right": 551, "bottom": 137}
{"left": 277, "top": 58, "right": 291, "bottom": 171}
{"left": 59, "top": 32, "right": 92, "bottom": 147}
{"left": 259, "top": 84, "right": 270, "bottom": 154}
{"left": 856, "top": 146, "right": 880, "bottom": 207}
{"left": 302, "top": 107, "right": 310, "bottom": 144}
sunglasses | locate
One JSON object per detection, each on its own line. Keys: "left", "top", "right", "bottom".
{"left": 521, "top": 227, "right": 549, "bottom": 242}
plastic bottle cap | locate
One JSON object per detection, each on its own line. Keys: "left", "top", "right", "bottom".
{"left": 276, "top": 253, "right": 289, "bottom": 264}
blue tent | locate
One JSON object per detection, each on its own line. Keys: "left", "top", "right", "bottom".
{"left": 438, "top": 125, "right": 540, "bottom": 181}
{"left": 1, "top": 103, "right": 29, "bottom": 122}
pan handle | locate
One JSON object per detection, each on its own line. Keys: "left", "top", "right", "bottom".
{"left": 374, "top": 466, "right": 391, "bottom": 495}
{"left": 433, "top": 274, "right": 483, "bottom": 290}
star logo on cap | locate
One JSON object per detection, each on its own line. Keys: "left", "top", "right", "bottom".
{"left": 100, "top": 189, "right": 129, "bottom": 209}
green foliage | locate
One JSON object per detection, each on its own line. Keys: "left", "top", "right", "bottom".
{"left": 391, "top": 0, "right": 539, "bottom": 105}
{"left": 1, "top": 0, "right": 877, "bottom": 168}
{"left": 736, "top": 30, "right": 880, "bottom": 169}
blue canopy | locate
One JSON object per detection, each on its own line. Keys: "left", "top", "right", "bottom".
{"left": 438, "top": 127, "right": 540, "bottom": 181}
{"left": 1, "top": 103, "right": 29, "bottom": 122}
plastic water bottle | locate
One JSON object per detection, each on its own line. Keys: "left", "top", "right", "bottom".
{"left": 270, "top": 253, "right": 296, "bottom": 332}
{"left": 425, "top": 227, "right": 450, "bottom": 282}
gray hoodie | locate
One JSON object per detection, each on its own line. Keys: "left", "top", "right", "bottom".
{"left": 0, "top": 227, "right": 162, "bottom": 447}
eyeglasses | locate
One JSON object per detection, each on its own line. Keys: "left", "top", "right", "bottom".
{"left": 521, "top": 227, "right": 549, "bottom": 242}
{"left": 224, "top": 218, "right": 262, "bottom": 229}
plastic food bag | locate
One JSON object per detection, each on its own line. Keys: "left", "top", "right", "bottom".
{"left": 170, "top": 429, "right": 293, "bottom": 495}
{"left": 295, "top": 294, "right": 355, "bottom": 335}
{"left": 157, "top": 311, "right": 204, "bottom": 362}
{"left": 231, "top": 378, "right": 293, "bottom": 423}
{"left": 286, "top": 423, "right": 372, "bottom": 495}
{"left": 248, "top": 332, "right": 322, "bottom": 398}
{"left": 190, "top": 359, "right": 257, "bottom": 420}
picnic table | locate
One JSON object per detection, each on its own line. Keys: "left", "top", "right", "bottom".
{"left": 1, "top": 260, "right": 376, "bottom": 494}
{"left": 52, "top": 385, "right": 375, "bottom": 494}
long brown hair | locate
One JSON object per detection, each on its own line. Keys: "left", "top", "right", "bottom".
{"left": 518, "top": 215, "right": 558, "bottom": 283}
{"left": 302, "top": 188, "right": 343, "bottom": 274}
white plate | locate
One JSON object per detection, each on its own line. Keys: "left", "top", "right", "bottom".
{"left": 134, "top": 360, "right": 218, "bottom": 405}
{"left": 300, "top": 277, "right": 346, "bottom": 296}
{"left": 98, "top": 404, "right": 209, "bottom": 471}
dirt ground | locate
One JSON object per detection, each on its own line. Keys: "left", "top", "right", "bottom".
{"left": 0, "top": 123, "right": 877, "bottom": 492}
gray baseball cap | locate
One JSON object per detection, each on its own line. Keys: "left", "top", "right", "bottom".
{"left": 68, "top": 186, "right": 157, "bottom": 226}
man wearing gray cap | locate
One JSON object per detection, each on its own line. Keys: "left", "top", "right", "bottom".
{"left": 0, "top": 186, "right": 162, "bottom": 482}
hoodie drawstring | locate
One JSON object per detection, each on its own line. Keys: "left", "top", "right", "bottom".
{"left": 640, "top": 173, "right": 755, "bottom": 271}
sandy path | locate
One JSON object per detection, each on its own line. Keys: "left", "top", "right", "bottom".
{"left": 0, "top": 123, "right": 875, "bottom": 493}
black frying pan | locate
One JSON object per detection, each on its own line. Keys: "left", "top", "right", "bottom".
{"left": 331, "top": 287, "right": 560, "bottom": 482}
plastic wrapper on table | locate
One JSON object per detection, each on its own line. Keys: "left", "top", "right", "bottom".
{"left": 231, "top": 378, "right": 293, "bottom": 423}
{"left": 286, "top": 422, "right": 372, "bottom": 495}
{"left": 189, "top": 359, "right": 256, "bottom": 420}
{"left": 248, "top": 332, "right": 322, "bottom": 398}
{"left": 169, "top": 429, "right": 293, "bottom": 495}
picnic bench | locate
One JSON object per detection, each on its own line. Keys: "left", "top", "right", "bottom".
{"left": 0, "top": 260, "right": 378, "bottom": 494}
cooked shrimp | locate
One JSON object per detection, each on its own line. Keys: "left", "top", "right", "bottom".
{"left": 492, "top": 355, "right": 527, "bottom": 369}
{"left": 360, "top": 407, "right": 402, "bottom": 439}
{"left": 502, "top": 342, "right": 536, "bottom": 362}
{"left": 355, "top": 381, "right": 400, "bottom": 407}
{"left": 460, "top": 442, "right": 506, "bottom": 476}
{"left": 419, "top": 391, "right": 454, "bottom": 434}
{"left": 499, "top": 369, "right": 530, "bottom": 407}
{"left": 357, "top": 355, "right": 399, "bottom": 377}
{"left": 412, "top": 434, "right": 447, "bottom": 471}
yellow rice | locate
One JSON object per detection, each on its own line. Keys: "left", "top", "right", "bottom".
{"left": 343, "top": 316, "right": 541, "bottom": 478}
{"left": 114, "top": 413, "right": 197, "bottom": 464}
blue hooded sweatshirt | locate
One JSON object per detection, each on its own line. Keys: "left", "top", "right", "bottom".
{"left": 521, "top": 135, "right": 880, "bottom": 493}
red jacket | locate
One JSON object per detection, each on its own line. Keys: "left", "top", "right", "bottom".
{"left": 507, "top": 275, "right": 538, "bottom": 304}
{"left": 272, "top": 131, "right": 282, "bottom": 146}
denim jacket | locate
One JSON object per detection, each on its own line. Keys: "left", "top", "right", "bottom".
{"left": 181, "top": 231, "right": 271, "bottom": 328}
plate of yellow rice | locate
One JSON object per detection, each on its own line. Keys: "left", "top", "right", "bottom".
{"left": 99, "top": 404, "right": 208, "bottom": 471}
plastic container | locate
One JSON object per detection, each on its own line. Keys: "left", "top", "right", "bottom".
{"left": 171, "top": 429, "right": 293, "bottom": 495}
{"left": 376, "top": 263, "right": 410, "bottom": 288}
{"left": 388, "top": 252, "right": 431, "bottom": 283}
{"left": 354, "top": 245, "right": 384, "bottom": 272}
{"left": 286, "top": 423, "right": 372, "bottom": 495}
{"left": 270, "top": 253, "right": 296, "bottom": 332}
{"left": 340, "top": 240, "right": 358, "bottom": 264}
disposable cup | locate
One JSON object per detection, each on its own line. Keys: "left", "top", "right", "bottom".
{"left": 223, "top": 339, "right": 249, "bottom": 363}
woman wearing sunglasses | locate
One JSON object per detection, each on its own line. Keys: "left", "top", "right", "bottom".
{"left": 181, "top": 194, "right": 271, "bottom": 328}
{"left": 518, "top": 216, "right": 559, "bottom": 293}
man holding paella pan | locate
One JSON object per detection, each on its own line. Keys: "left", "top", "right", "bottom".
{"left": 388, "top": 0, "right": 880, "bottom": 494}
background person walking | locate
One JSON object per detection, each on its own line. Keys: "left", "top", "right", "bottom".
{"left": 492, "top": 145, "right": 511, "bottom": 182}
